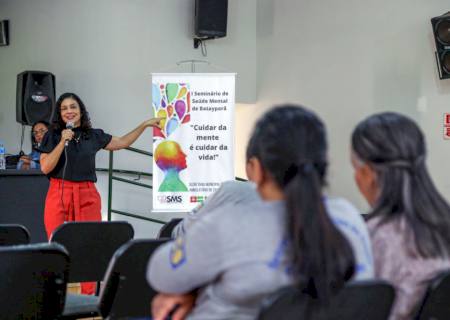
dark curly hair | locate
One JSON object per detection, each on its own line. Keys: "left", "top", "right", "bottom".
{"left": 52, "top": 92, "right": 92, "bottom": 132}
{"left": 31, "top": 120, "right": 49, "bottom": 150}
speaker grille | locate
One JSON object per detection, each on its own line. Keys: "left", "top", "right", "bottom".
{"left": 195, "top": 0, "right": 228, "bottom": 39}
{"left": 16, "top": 71, "right": 55, "bottom": 125}
{"left": 442, "top": 52, "right": 450, "bottom": 74}
{"left": 436, "top": 20, "right": 450, "bottom": 45}
{"left": 431, "top": 12, "right": 450, "bottom": 79}
{"left": 25, "top": 99, "right": 53, "bottom": 126}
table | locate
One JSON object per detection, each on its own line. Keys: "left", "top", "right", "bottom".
{"left": 0, "top": 169, "right": 49, "bottom": 243}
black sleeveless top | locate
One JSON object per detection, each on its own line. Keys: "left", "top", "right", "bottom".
{"left": 37, "top": 127, "right": 112, "bottom": 182}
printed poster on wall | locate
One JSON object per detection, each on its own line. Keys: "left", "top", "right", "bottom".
{"left": 152, "top": 73, "right": 235, "bottom": 212}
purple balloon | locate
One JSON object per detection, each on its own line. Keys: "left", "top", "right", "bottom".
{"left": 161, "top": 99, "right": 166, "bottom": 108}
{"left": 175, "top": 100, "right": 186, "bottom": 119}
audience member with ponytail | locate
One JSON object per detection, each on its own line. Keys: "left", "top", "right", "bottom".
{"left": 351, "top": 112, "right": 450, "bottom": 320}
{"left": 147, "top": 105, "right": 372, "bottom": 320}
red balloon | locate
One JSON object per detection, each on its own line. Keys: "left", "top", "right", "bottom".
{"left": 153, "top": 127, "right": 165, "bottom": 138}
{"left": 182, "top": 114, "right": 191, "bottom": 124}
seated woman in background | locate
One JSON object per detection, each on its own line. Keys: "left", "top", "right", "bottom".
{"left": 351, "top": 112, "right": 450, "bottom": 320}
{"left": 17, "top": 121, "right": 49, "bottom": 170}
{"left": 148, "top": 105, "right": 358, "bottom": 320}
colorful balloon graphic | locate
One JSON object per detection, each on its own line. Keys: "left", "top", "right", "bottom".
{"left": 166, "top": 118, "right": 179, "bottom": 137}
{"left": 152, "top": 84, "right": 161, "bottom": 109}
{"left": 167, "top": 105, "right": 174, "bottom": 117}
{"left": 177, "top": 87, "right": 187, "bottom": 99}
{"left": 166, "top": 84, "right": 179, "bottom": 104}
{"left": 175, "top": 100, "right": 186, "bottom": 120}
{"left": 182, "top": 114, "right": 190, "bottom": 124}
{"left": 152, "top": 82, "right": 191, "bottom": 140}
{"left": 187, "top": 92, "right": 191, "bottom": 112}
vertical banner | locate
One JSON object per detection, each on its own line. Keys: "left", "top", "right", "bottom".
{"left": 152, "top": 73, "right": 235, "bottom": 212}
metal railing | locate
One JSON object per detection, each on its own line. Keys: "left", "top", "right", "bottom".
{"left": 99, "top": 146, "right": 247, "bottom": 226}
{"left": 103, "top": 147, "right": 166, "bottom": 225}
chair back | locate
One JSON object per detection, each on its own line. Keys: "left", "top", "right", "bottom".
{"left": 415, "top": 270, "right": 450, "bottom": 320}
{"left": 0, "top": 243, "right": 69, "bottom": 319}
{"left": 99, "top": 238, "right": 170, "bottom": 319}
{"left": 257, "top": 280, "right": 395, "bottom": 320}
{"left": 0, "top": 224, "right": 30, "bottom": 245}
{"left": 50, "top": 221, "right": 134, "bottom": 282}
{"left": 158, "top": 218, "right": 182, "bottom": 238}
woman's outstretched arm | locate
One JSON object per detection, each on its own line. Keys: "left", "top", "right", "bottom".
{"left": 105, "top": 118, "right": 162, "bottom": 151}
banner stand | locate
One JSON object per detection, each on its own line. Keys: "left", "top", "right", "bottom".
{"left": 151, "top": 73, "right": 236, "bottom": 214}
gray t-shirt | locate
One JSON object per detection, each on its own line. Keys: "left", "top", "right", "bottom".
{"left": 172, "top": 180, "right": 261, "bottom": 237}
{"left": 172, "top": 181, "right": 373, "bottom": 281}
{"left": 326, "top": 197, "right": 374, "bottom": 280}
{"left": 148, "top": 193, "right": 373, "bottom": 319}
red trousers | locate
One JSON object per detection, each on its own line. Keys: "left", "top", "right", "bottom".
{"left": 44, "top": 178, "right": 102, "bottom": 295}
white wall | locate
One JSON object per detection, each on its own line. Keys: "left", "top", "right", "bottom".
{"left": 2, "top": 0, "right": 450, "bottom": 233}
{"left": 0, "top": 0, "right": 257, "bottom": 237}
{"left": 255, "top": 0, "right": 450, "bottom": 210}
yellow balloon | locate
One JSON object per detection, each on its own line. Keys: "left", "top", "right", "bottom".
{"left": 177, "top": 87, "right": 187, "bottom": 99}
{"left": 157, "top": 109, "right": 167, "bottom": 118}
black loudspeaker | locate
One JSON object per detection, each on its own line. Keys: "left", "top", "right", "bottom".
{"left": 16, "top": 71, "right": 56, "bottom": 125}
{"left": 431, "top": 12, "right": 450, "bottom": 80}
{"left": 194, "top": 0, "right": 228, "bottom": 39}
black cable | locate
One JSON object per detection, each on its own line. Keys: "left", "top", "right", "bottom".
{"left": 201, "top": 40, "right": 208, "bottom": 57}
{"left": 19, "top": 125, "right": 25, "bottom": 155}
{"left": 60, "top": 145, "right": 69, "bottom": 220}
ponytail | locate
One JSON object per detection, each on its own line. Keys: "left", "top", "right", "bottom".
{"left": 285, "top": 162, "right": 354, "bottom": 302}
{"left": 246, "top": 105, "right": 355, "bottom": 306}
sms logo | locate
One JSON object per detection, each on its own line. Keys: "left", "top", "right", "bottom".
{"left": 158, "top": 195, "right": 183, "bottom": 203}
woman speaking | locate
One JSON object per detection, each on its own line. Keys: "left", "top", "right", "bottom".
{"left": 39, "top": 92, "right": 161, "bottom": 293}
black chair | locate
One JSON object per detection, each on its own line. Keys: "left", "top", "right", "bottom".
{"left": 158, "top": 218, "right": 183, "bottom": 238}
{"left": 0, "top": 243, "right": 69, "bottom": 320}
{"left": 0, "top": 224, "right": 30, "bottom": 245}
{"left": 98, "top": 238, "right": 170, "bottom": 319}
{"left": 50, "top": 221, "right": 134, "bottom": 319}
{"left": 257, "top": 280, "right": 395, "bottom": 320}
{"left": 415, "top": 270, "right": 450, "bottom": 320}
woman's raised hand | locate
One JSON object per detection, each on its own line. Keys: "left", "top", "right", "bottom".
{"left": 60, "top": 129, "right": 74, "bottom": 144}
{"left": 144, "top": 117, "right": 164, "bottom": 129}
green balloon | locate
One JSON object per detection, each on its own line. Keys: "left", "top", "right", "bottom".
{"left": 166, "top": 83, "right": 178, "bottom": 103}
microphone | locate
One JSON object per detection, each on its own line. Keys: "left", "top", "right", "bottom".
{"left": 65, "top": 121, "right": 74, "bottom": 147}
